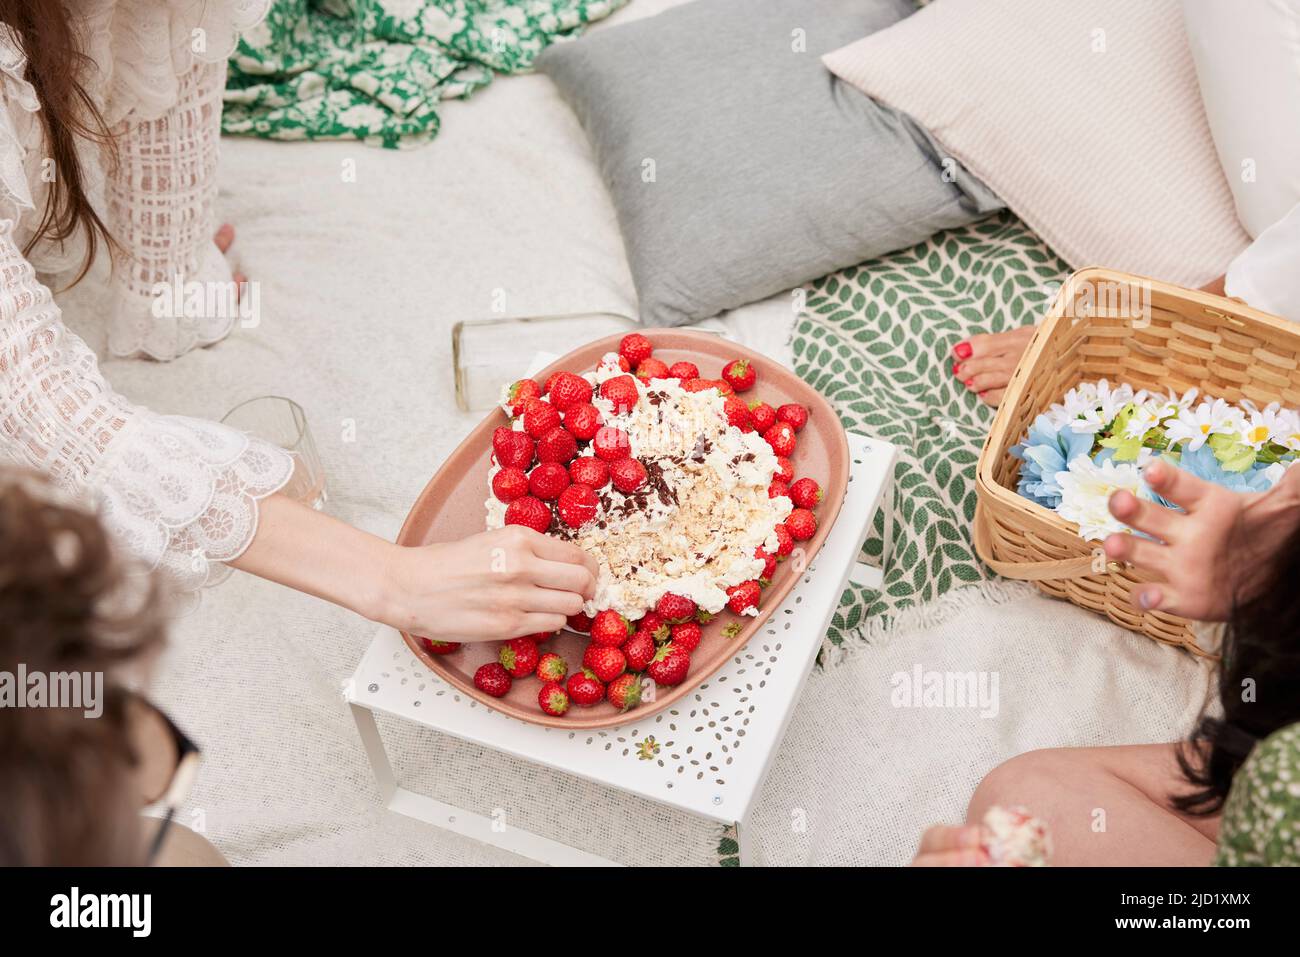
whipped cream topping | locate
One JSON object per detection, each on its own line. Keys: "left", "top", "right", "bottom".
{"left": 485, "top": 357, "right": 790, "bottom": 620}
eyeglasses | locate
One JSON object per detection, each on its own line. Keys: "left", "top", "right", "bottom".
{"left": 124, "top": 693, "right": 202, "bottom": 863}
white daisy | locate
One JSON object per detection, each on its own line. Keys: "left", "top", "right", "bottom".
{"left": 1069, "top": 379, "right": 1132, "bottom": 434}
{"left": 1163, "top": 398, "right": 1241, "bottom": 452}
{"left": 1240, "top": 402, "right": 1291, "bottom": 450}
{"left": 1055, "top": 455, "right": 1150, "bottom": 541}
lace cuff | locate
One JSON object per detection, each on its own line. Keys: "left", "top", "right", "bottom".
{"left": 93, "top": 413, "right": 293, "bottom": 591}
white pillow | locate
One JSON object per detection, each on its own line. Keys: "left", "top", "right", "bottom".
{"left": 1182, "top": 0, "right": 1300, "bottom": 239}
{"left": 822, "top": 0, "right": 1251, "bottom": 286}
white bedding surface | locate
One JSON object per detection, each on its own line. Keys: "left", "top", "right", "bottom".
{"left": 51, "top": 0, "right": 1209, "bottom": 865}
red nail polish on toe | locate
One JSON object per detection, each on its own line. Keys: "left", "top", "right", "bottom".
{"left": 954, "top": 341, "right": 973, "bottom": 360}
{"left": 952, "top": 362, "right": 962, "bottom": 376}
{"left": 964, "top": 378, "right": 975, "bottom": 388}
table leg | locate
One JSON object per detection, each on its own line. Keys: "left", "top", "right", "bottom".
{"left": 349, "top": 704, "right": 624, "bottom": 867}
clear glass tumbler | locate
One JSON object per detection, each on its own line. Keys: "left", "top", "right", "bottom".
{"left": 221, "top": 396, "right": 327, "bottom": 510}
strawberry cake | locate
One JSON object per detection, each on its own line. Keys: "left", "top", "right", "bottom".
{"left": 486, "top": 353, "right": 791, "bottom": 619}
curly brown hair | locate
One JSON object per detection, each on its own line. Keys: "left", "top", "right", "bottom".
{"left": 0, "top": 471, "right": 165, "bottom": 865}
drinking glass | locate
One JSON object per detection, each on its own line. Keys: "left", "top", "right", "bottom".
{"left": 221, "top": 396, "right": 327, "bottom": 510}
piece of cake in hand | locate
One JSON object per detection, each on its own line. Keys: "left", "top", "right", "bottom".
{"left": 980, "top": 805, "right": 1052, "bottom": 867}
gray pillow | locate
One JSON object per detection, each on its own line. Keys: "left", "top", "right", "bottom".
{"left": 536, "top": 0, "right": 1003, "bottom": 327}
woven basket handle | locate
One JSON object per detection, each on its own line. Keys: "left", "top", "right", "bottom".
{"left": 972, "top": 502, "right": 1098, "bottom": 582}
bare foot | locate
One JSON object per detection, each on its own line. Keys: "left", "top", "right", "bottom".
{"left": 951, "top": 325, "right": 1038, "bottom": 406}
{"left": 214, "top": 223, "right": 248, "bottom": 297}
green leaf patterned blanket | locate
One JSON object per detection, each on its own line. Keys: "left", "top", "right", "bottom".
{"left": 224, "top": 0, "right": 627, "bottom": 148}
{"left": 791, "top": 211, "right": 1071, "bottom": 654}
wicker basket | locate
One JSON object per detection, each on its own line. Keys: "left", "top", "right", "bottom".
{"left": 974, "top": 267, "right": 1300, "bottom": 657}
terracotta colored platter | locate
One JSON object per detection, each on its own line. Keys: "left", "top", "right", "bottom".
{"left": 397, "top": 330, "right": 850, "bottom": 729}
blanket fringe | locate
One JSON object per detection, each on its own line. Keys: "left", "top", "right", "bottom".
{"left": 820, "top": 580, "right": 1039, "bottom": 667}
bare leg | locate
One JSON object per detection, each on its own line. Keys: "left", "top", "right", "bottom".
{"left": 967, "top": 743, "right": 1219, "bottom": 866}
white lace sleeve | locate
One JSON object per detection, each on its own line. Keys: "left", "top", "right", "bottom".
{"left": 103, "top": 59, "right": 237, "bottom": 360}
{"left": 0, "top": 218, "right": 292, "bottom": 591}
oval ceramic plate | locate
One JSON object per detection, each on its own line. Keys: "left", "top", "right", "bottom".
{"left": 397, "top": 330, "right": 849, "bottom": 729}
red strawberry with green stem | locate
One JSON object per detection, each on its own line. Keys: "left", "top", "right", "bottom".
{"left": 721, "top": 359, "right": 756, "bottom": 392}
{"left": 504, "top": 378, "right": 541, "bottom": 415}
{"left": 536, "top": 652, "right": 568, "bottom": 682}
{"left": 635, "top": 357, "right": 671, "bottom": 383}
{"left": 598, "top": 375, "right": 640, "bottom": 413}
{"left": 647, "top": 644, "right": 691, "bottom": 686}
{"left": 583, "top": 644, "right": 626, "bottom": 683}
{"left": 538, "top": 681, "right": 569, "bottom": 716}
{"left": 763, "top": 422, "right": 797, "bottom": 457}
{"left": 590, "top": 610, "right": 632, "bottom": 647}
{"left": 723, "top": 395, "right": 754, "bottom": 432}
{"left": 417, "top": 637, "right": 461, "bottom": 655}
{"left": 656, "top": 592, "right": 697, "bottom": 623}
{"left": 787, "top": 508, "right": 817, "bottom": 541}
{"left": 668, "top": 361, "right": 699, "bottom": 380}
{"left": 619, "top": 333, "right": 653, "bottom": 368}
{"left": 566, "top": 669, "right": 605, "bottom": 706}
{"left": 623, "top": 631, "right": 656, "bottom": 672}
{"left": 749, "top": 401, "right": 777, "bottom": 432}
{"left": 607, "top": 673, "right": 642, "bottom": 711}
{"left": 637, "top": 612, "right": 669, "bottom": 642}
{"left": 669, "top": 621, "right": 701, "bottom": 653}
{"left": 777, "top": 403, "right": 809, "bottom": 432}
{"left": 789, "top": 478, "right": 823, "bottom": 508}
{"left": 499, "top": 636, "right": 539, "bottom": 678}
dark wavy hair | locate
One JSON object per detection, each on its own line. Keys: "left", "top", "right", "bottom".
{"left": 0, "top": 472, "right": 165, "bottom": 865}
{"left": 1172, "top": 529, "right": 1300, "bottom": 814}
{"left": 0, "top": 0, "right": 117, "bottom": 284}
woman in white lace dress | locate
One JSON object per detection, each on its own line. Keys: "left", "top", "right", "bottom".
{"left": 0, "top": 1, "right": 595, "bottom": 637}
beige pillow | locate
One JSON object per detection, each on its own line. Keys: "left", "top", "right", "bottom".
{"left": 823, "top": 0, "right": 1250, "bottom": 287}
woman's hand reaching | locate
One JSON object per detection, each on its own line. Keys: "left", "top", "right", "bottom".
{"left": 378, "top": 526, "right": 598, "bottom": 641}
{"left": 1103, "top": 459, "right": 1300, "bottom": 620}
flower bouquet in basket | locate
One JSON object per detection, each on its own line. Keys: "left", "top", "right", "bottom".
{"left": 1011, "top": 379, "right": 1300, "bottom": 541}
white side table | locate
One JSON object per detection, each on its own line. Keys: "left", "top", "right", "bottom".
{"left": 345, "top": 432, "right": 896, "bottom": 865}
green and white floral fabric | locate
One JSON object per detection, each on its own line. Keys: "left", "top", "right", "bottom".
{"left": 790, "top": 211, "right": 1071, "bottom": 653}
{"left": 224, "top": 0, "right": 627, "bottom": 147}
{"left": 1216, "top": 722, "right": 1300, "bottom": 866}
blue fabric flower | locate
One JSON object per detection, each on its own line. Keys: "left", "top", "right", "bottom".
{"left": 1011, "top": 413, "right": 1095, "bottom": 509}
{"left": 1172, "top": 445, "right": 1279, "bottom": 494}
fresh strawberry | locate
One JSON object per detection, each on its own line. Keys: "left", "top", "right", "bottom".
{"left": 474, "top": 662, "right": 512, "bottom": 698}
{"left": 566, "top": 670, "right": 605, "bottom": 706}
{"left": 528, "top": 462, "right": 571, "bottom": 500}
{"left": 748, "top": 401, "right": 777, "bottom": 433}
{"left": 504, "top": 378, "right": 541, "bottom": 415}
{"left": 499, "top": 636, "right": 540, "bottom": 678}
{"left": 535, "top": 425, "right": 578, "bottom": 464}
{"left": 705, "top": 378, "right": 735, "bottom": 396}
{"left": 619, "top": 333, "right": 654, "bottom": 368}
{"left": 569, "top": 455, "right": 610, "bottom": 489}
{"left": 647, "top": 644, "right": 691, "bottom": 686}
{"left": 789, "top": 477, "right": 823, "bottom": 508}
{"left": 777, "top": 402, "right": 809, "bottom": 432}
{"left": 590, "top": 609, "right": 632, "bottom": 647}
{"left": 774, "top": 455, "right": 795, "bottom": 484}
{"left": 669, "top": 621, "right": 702, "bottom": 653}
{"left": 547, "top": 371, "right": 593, "bottom": 413}
{"left": 417, "top": 637, "right": 461, "bottom": 655}
{"left": 723, "top": 394, "right": 754, "bottom": 432}
{"left": 599, "top": 375, "right": 640, "bottom": 413}
{"left": 542, "top": 371, "right": 564, "bottom": 395}
{"left": 655, "top": 592, "right": 697, "bottom": 624}
{"left": 556, "top": 483, "right": 598, "bottom": 528}
{"left": 504, "top": 496, "right": 552, "bottom": 533}
{"left": 681, "top": 378, "right": 711, "bottom": 393}
{"left": 754, "top": 547, "right": 777, "bottom": 582}
{"left": 538, "top": 681, "right": 569, "bottom": 716}
{"left": 492, "top": 426, "right": 535, "bottom": 470}
{"left": 787, "top": 508, "right": 817, "bottom": 541}
{"left": 609, "top": 457, "right": 647, "bottom": 493}
{"left": 636, "top": 612, "right": 670, "bottom": 642}
{"left": 773, "top": 523, "right": 794, "bottom": 557}
{"left": 721, "top": 358, "right": 756, "bottom": 392}
{"left": 526, "top": 630, "right": 558, "bottom": 643}
{"left": 593, "top": 425, "right": 631, "bottom": 461}
{"left": 635, "top": 357, "right": 671, "bottom": 383}
{"left": 491, "top": 467, "right": 529, "bottom": 502}
{"left": 763, "top": 421, "right": 797, "bottom": 457}
{"left": 768, "top": 480, "right": 790, "bottom": 501}
{"left": 522, "top": 398, "right": 561, "bottom": 438}
{"left": 566, "top": 612, "right": 593, "bottom": 633}
{"left": 564, "top": 403, "right": 602, "bottom": 441}
{"left": 583, "top": 643, "right": 626, "bottom": 683}
{"left": 668, "top": 360, "right": 699, "bottom": 380}
{"left": 726, "top": 580, "right": 761, "bottom": 615}
{"left": 606, "top": 673, "right": 642, "bottom": 711}
{"left": 536, "top": 652, "right": 568, "bottom": 683}
{"left": 623, "top": 631, "right": 656, "bottom": 671}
